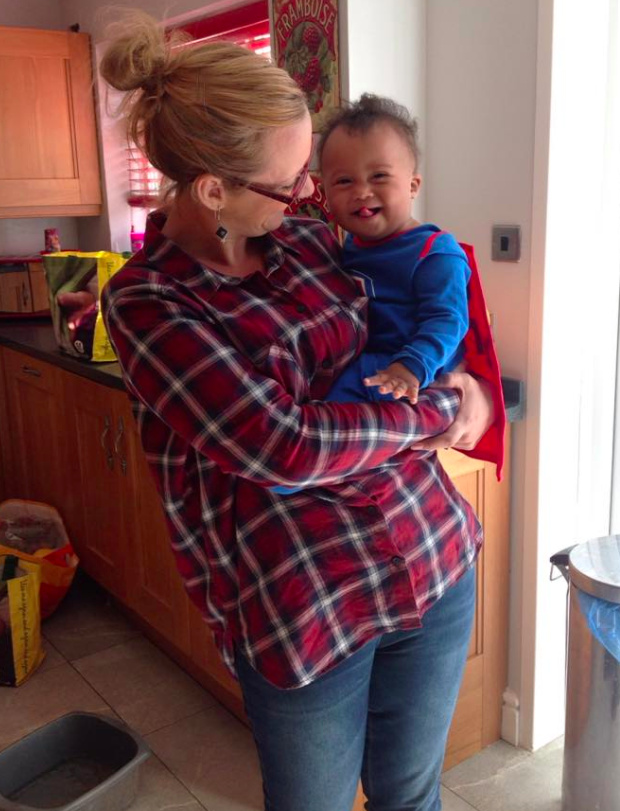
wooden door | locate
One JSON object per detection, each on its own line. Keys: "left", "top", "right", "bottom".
{"left": 0, "top": 349, "right": 10, "bottom": 502}
{"left": 62, "top": 373, "right": 128, "bottom": 600}
{"left": 2, "top": 348, "right": 69, "bottom": 510}
{"left": 119, "top": 397, "right": 191, "bottom": 653}
{"left": 0, "top": 27, "right": 101, "bottom": 217}
{"left": 28, "top": 264, "right": 50, "bottom": 313}
{"left": 0, "top": 270, "right": 32, "bottom": 313}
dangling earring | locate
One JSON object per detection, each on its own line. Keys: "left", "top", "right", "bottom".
{"left": 215, "top": 207, "right": 228, "bottom": 242}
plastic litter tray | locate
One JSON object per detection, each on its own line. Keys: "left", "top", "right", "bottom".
{"left": 0, "top": 712, "right": 150, "bottom": 811}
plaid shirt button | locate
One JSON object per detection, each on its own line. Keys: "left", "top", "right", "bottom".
{"left": 391, "top": 556, "right": 406, "bottom": 566}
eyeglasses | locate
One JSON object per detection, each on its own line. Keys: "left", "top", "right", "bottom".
{"left": 232, "top": 160, "right": 310, "bottom": 206}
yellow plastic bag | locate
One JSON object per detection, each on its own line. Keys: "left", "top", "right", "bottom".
{"left": 42, "top": 251, "right": 127, "bottom": 362}
{"left": 0, "top": 555, "right": 45, "bottom": 686}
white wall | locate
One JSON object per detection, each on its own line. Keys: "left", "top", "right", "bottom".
{"left": 426, "top": 0, "right": 540, "bottom": 746}
{"left": 0, "top": 218, "right": 78, "bottom": 255}
{"left": 0, "top": 0, "right": 65, "bottom": 30}
{"left": 340, "top": 0, "right": 426, "bottom": 220}
{"left": 0, "top": 0, "right": 81, "bottom": 255}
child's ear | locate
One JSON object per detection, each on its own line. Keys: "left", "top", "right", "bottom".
{"left": 411, "top": 174, "right": 422, "bottom": 198}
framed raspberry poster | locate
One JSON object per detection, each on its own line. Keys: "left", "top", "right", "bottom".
{"left": 270, "top": 0, "right": 340, "bottom": 132}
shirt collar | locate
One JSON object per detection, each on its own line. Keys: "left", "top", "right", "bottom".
{"left": 143, "top": 209, "right": 295, "bottom": 295}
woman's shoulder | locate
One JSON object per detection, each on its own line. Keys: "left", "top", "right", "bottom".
{"left": 273, "top": 217, "right": 341, "bottom": 257}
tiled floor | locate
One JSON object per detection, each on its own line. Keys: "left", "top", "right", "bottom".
{"left": 1, "top": 574, "right": 564, "bottom": 811}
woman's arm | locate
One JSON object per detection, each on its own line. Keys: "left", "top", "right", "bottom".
{"left": 411, "top": 372, "right": 494, "bottom": 451}
{"left": 103, "top": 271, "right": 460, "bottom": 489}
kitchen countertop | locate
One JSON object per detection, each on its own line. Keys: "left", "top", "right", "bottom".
{"left": 0, "top": 319, "right": 524, "bottom": 420}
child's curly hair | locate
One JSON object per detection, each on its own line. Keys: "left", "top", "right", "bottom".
{"left": 318, "top": 93, "right": 420, "bottom": 168}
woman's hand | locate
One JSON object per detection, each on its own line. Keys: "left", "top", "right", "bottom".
{"left": 411, "top": 372, "right": 494, "bottom": 451}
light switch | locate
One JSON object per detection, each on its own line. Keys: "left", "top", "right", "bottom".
{"left": 492, "top": 225, "right": 521, "bottom": 262}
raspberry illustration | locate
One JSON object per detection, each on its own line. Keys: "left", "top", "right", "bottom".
{"left": 303, "top": 25, "right": 322, "bottom": 54}
{"left": 300, "top": 57, "right": 321, "bottom": 92}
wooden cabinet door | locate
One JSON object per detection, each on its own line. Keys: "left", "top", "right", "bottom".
{"left": 62, "top": 373, "right": 128, "bottom": 601}
{"left": 2, "top": 348, "right": 69, "bottom": 510}
{"left": 0, "top": 349, "right": 10, "bottom": 502}
{"left": 440, "top": 442, "right": 511, "bottom": 770}
{"left": 0, "top": 270, "right": 32, "bottom": 313}
{"left": 118, "top": 398, "right": 191, "bottom": 653}
{"left": 28, "top": 264, "right": 50, "bottom": 313}
{"left": 0, "top": 27, "right": 101, "bottom": 217}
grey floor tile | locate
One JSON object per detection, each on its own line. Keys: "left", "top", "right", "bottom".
{"left": 0, "top": 663, "right": 110, "bottom": 752}
{"left": 72, "top": 636, "right": 216, "bottom": 736}
{"left": 132, "top": 755, "right": 205, "bottom": 811}
{"left": 441, "top": 786, "right": 477, "bottom": 810}
{"left": 146, "top": 703, "right": 263, "bottom": 811}
{"left": 443, "top": 740, "right": 531, "bottom": 790}
{"left": 442, "top": 738, "right": 564, "bottom": 811}
{"left": 43, "top": 576, "right": 140, "bottom": 661}
{"left": 38, "top": 637, "right": 66, "bottom": 673}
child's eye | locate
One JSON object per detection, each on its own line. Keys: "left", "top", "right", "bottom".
{"left": 334, "top": 178, "right": 351, "bottom": 186}
{"left": 373, "top": 172, "right": 389, "bottom": 180}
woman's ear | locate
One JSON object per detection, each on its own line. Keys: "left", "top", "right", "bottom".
{"left": 192, "top": 174, "right": 227, "bottom": 211}
{"left": 411, "top": 174, "right": 422, "bottom": 199}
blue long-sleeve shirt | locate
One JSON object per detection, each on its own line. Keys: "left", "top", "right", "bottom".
{"left": 337, "top": 224, "right": 470, "bottom": 391}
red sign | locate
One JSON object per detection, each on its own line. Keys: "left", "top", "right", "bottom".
{"left": 271, "top": 0, "right": 340, "bottom": 131}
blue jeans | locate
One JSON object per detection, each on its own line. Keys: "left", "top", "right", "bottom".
{"left": 236, "top": 566, "right": 476, "bottom": 811}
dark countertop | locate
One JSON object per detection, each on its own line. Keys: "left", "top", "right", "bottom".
{"left": 0, "top": 319, "right": 524, "bottom": 420}
{"left": 0, "top": 318, "right": 125, "bottom": 390}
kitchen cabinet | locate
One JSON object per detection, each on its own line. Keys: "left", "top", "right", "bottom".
{"left": 1, "top": 347, "right": 71, "bottom": 512}
{"left": 61, "top": 372, "right": 131, "bottom": 602}
{"left": 61, "top": 372, "right": 190, "bottom": 652}
{"left": 119, "top": 396, "right": 191, "bottom": 653}
{"left": 0, "top": 262, "right": 49, "bottom": 315}
{"left": 28, "top": 264, "right": 49, "bottom": 313}
{"left": 0, "top": 27, "right": 102, "bottom": 218}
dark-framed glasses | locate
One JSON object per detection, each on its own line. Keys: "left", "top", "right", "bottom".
{"left": 233, "top": 160, "right": 310, "bottom": 206}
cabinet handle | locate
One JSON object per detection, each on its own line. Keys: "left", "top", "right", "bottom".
{"left": 22, "top": 282, "right": 29, "bottom": 308}
{"left": 21, "top": 365, "right": 41, "bottom": 377}
{"left": 100, "top": 415, "right": 115, "bottom": 471}
{"left": 114, "top": 416, "right": 127, "bottom": 476}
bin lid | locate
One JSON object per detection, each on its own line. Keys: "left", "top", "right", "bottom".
{"left": 569, "top": 535, "right": 620, "bottom": 603}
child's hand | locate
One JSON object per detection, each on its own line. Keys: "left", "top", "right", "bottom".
{"left": 364, "top": 362, "right": 420, "bottom": 403}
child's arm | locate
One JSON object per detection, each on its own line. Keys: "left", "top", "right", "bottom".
{"left": 364, "top": 248, "right": 470, "bottom": 404}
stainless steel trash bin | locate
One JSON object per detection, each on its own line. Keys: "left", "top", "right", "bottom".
{"left": 560, "top": 535, "right": 620, "bottom": 811}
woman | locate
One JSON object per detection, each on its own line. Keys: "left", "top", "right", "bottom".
{"left": 100, "top": 14, "right": 496, "bottom": 811}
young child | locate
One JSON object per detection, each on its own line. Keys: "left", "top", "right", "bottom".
{"left": 272, "top": 93, "right": 472, "bottom": 494}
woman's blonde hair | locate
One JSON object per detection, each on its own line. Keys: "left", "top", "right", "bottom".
{"left": 99, "top": 10, "right": 308, "bottom": 197}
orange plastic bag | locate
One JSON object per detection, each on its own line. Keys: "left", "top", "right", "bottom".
{"left": 0, "top": 500, "right": 79, "bottom": 620}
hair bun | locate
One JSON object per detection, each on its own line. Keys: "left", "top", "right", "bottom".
{"left": 99, "top": 11, "right": 168, "bottom": 93}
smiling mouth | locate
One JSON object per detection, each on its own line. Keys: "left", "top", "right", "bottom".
{"left": 354, "top": 206, "right": 381, "bottom": 219}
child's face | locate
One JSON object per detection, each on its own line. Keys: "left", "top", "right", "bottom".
{"left": 320, "top": 122, "right": 421, "bottom": 241}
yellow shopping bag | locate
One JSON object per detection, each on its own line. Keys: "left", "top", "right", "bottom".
{"left": 42, "top": 251, "right": 127, "bottom": 362}
{"left": 0, "top": 556, "right": 45, "bottom": 686}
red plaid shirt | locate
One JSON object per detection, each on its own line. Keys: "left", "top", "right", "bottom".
{"left": 102, "top": 211, "right": 482, "bottom": 689}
